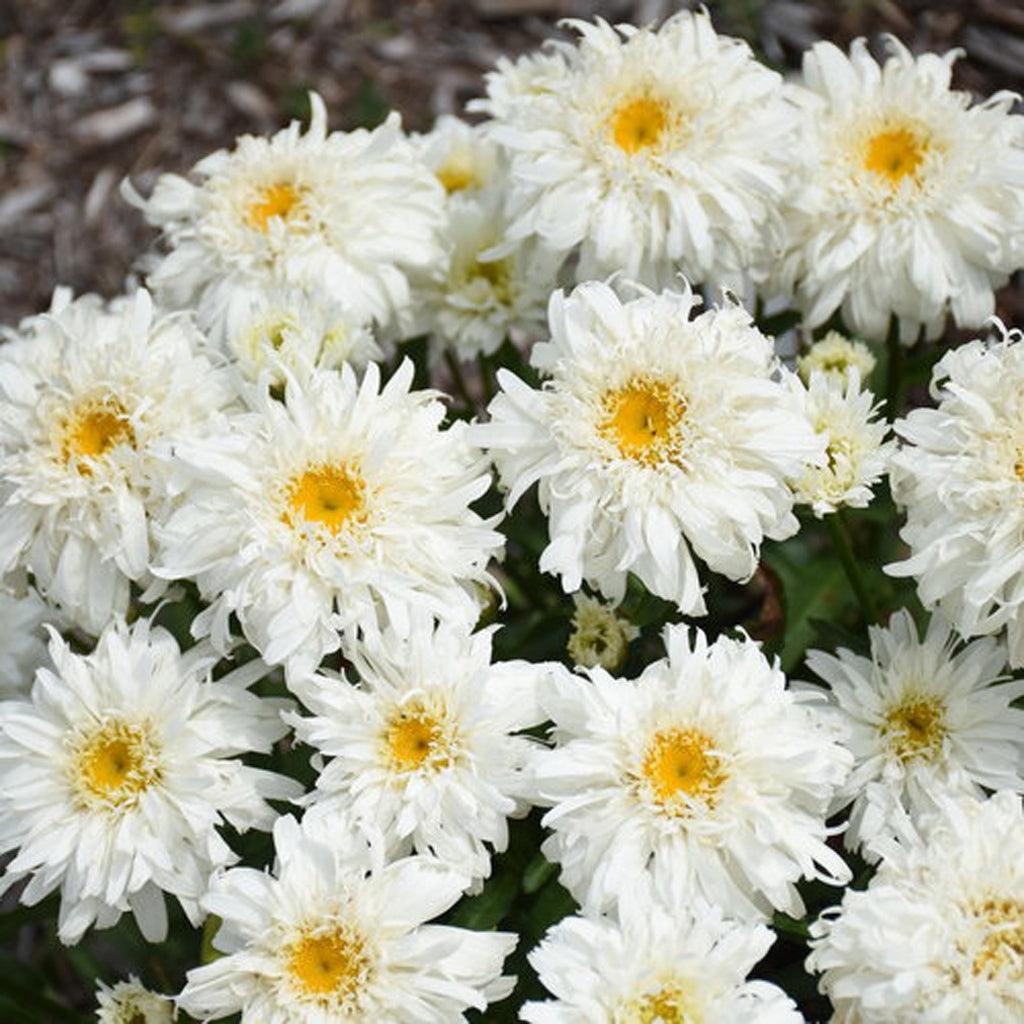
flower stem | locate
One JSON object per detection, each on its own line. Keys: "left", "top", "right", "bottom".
{"left": 825, "top": 511, "right": 880, "bottom": 624}
{"left": 885, "top": 318, "right": 904, "bottom": 419}
{"left": 443, "top": 349, "right": 476, "bottom": 413}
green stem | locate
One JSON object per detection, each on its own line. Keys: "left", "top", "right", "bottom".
{"left": 885, "top": 318, "right": 904, "bottom": 419}
{"left": 443, "top": 350, "right": 476, "bottom": 413}
{"left": 825, "top": 511, "right": 880, "bottom": 624}
{"left": 478, "top": 351, "right": 498, "bottom": 407}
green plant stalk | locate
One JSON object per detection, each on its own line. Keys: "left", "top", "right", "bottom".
{"left": 825, "top": 512, "right": 880, "bottom": 625}
{"left": 885, "top": 318, "right": 905, "bottom": 419}
{"left": 443, "top": 349, "right": 476, "bottom": 413}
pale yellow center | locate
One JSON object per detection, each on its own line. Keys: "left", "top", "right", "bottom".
{"left": 284, "top": 463, "right": 366, "bottom": 535}
{"left": 641, "top": 728, "right": 725, "bottom": 811}
{"left": 1014, "top": 450, "right": 1024, "bottom": 481}
{"left": 627, "top": 983, "right": 699, "bottom": 1023}
{"left": 74, "top": 721, "right": 159, "bottom": 808}
{"left": 863, "top": 128, "right": 927, "bottom": 185}
{"left": 436, "top": 159, "right": 480, "bottom": 194}
{"left": 969, "top": 898, "right": 1024, "bottom": 980}
{"left": 384, "top": 702, "right": 453, "bottom": 774}
{"left": 611, "top": 96, "right": 670, "bottom": 154}
{"left": 600, "top": 378, "right": 686, "bottom": 467}
{"left": 472, "top": 256, "right": 514, "bottom": 305}
{"left": 287, "top": 929, "right": 368, "bottom": 1001}
{"left": 882, "top": 695, "right": 947, "bottom": 763}
{"left": 62, "top": 399, "right": 135, "bottom": 472}
{"left": 247, "top": 182, "right": 303, "bottom": 231}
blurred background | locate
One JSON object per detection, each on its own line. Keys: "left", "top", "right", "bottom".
{"left": 1, "top": 0, "right": 1022, "bottom": 329}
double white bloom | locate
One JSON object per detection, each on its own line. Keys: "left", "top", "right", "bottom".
{"left": 474, "top": 279, "right": 822, "bottom": 614}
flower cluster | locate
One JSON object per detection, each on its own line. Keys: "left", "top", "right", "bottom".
{"left": 2, "top": 7, "right": 1024, "bottom": 1021}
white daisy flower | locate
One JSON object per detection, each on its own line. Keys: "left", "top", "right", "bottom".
{"left": 566, "top": 592, "right": 639, "bottom": 673}
{"left": 522, "top": 887, "right": 800, "bottom": 1023}
{"left": 806, "top": 609, "right": 1024, "bottom": 856}
{"left": 96, "top": 975, "right": 173, "bottom": 1023}
{"left": 808, "top": 791, "right": 1024, "bottom": 1022}
{"left": 791, "top": 369, "right": 894, "bottom": 517}
{"left": 531, "top": 623, "right": 852, "bottom": 921}
{"left": 413, "top": 114, "right": 500, "bottom": 201}
{"left": 154, "top": 361, "right": 502, "bottom": 682}
{"left": 778, "top": 37, "right": 1024, "bottom": 341}
{"left": 481, "top": 11, "right": 794, "bottom": 286}
{"left": 177, "top": 813, "right": 516, "bottom": 1023}
{"left": 470, "top": 279, "right": 823, "bottom": 614}
{"left": 887, "top": 323, "right": 1024, "bottom": 665}
{"left": 124, "top": 93, "right": 446, "bottom": 338}
{"left": 286, "top": 613, "right": 547, "bottom": 884}
{"left": 219, "top": 284, "right": 381, "bottom": 385}
{"left": 469, "top": 48, "right": 569, "bottom": 123}
{"left": 416, "top": 191, "right": 563, "bottom": 360}
{"left": 0, "top": 618, "right": 298, "bottom": 945}
{"left": 797, "top": 330, "right": 876, "bottom": 384}
{"left": 0, "top": 578, "right": 62, "bottom": 697}
{"left": 0, "top": 288, "right": 234, "bottom": 635}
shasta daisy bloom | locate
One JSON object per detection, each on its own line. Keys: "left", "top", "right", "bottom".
{"left": 220, "top": 284, "right": 380, "bottom": 385}
{"left": 566, "top": 592, "right": 638, "bottom": 673}
{"left": 154, "top": 360, "right": 502, "bottom": 682}
{"left": 887, "top": 324, "right": 1024, "bottom": 665}
{"left": 125, "top": 93, "right": 446, "bottom": 339}
{"left": 522, "top": 889, "right": 800, "bottom": 1023}
{"left": 797, "top": 330, "right": 876, "bottom": 384}
{"left": 471, "top": 279, "right": 823, "bottom": 614}
{"left": 286, "top": 614, "right": 547, "bottom": 884}
{"left": 0, "top": 580, "right": 61, "bottom": 697}
{"left": 96, "top": 976, "right": 173, "bottom": 1023}
{"left": 806, "top": 609, "right": 1024, "bottom": 856}
{"left": 531, "top": 623, "right": 852, "bottom": 921}
{"left": 178, "top": 813, "right": 516, "bottom": 1023}
{"left": 0, "top": 618, "right": 298, "bottom": 945}
{"left": 808, "top": 791, "right": 1024, "bottom": 1022}
{"left": 413, "top": 114, "right": 500, "bottom": 201}
{"left": 416, "top": 192, "right": 563, "bottom": 360}
{"left": 791, "top": 369, "right": 894, "bottom": 517}
{"left": 777, "top": 37, "right": 1024, "bottom": 342}
{"left": 481, "top": 11, "right": 793, "bottom": 286}
{"left": 0, "top": 288, "right": 234, "bottom": 635}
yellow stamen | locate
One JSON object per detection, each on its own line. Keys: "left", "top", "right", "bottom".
{"left": 247, "top": 182, "right": 302, "bottom": 231}
{"left": 384, "top": 701, "right": 453, "bottom": 774}
{"left": 287, "top": 928, "right": 368, "bottom": 1001}
{"left": 62, "top": 399, "right": 135, "bottom": 473}
{"left": 599, "top": 377, "right": 686, "bottom": 467}
{"left": 610, "top": 96, "right": 670, "bottom": 154}
{"left": 882, "top": 695, "right": 946, "bottom": 763}
{"left": 74, "top": 720, "right": 159, "bottom": 809}
{"left": 969, "top": 898, "right": 1024, "bottom": 980}
{"left": 863, "top": 128, "right": 927, "bottom": 185}
{"left": 641, "top": 727, "right": 725, "bottom": 812}
{"left": 284, "top": 463, "right": 366, "bottom": 535}
{"left": 628, "top": 982, "right": 699, "bottom": 1023}
{"left": 436, "top": 159, "right": 479, "bottom": 194}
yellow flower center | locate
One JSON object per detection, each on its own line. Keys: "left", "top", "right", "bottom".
{"left": 287, "top": 927, "right": 369, "bottom": 1003}
{"left": 600, "top": 377, "right": 686, "bottom": 467}
{"left": 641, "top": 728, "right": 725, "bottom": 812}
{"left": 610, "top": 96, "right": 670, "bottom": 154}
{"left": 436, "top": 158, "right": 480, "bottom": 194}
{"left": 863, "top": 127, "right": 927, "bottom": 186}
{"left": 74, "top": 720, "right": 159, "bottom": 809}
{"left": 384, "top": 701, "right": 454, "bottom": 774}
{"left": 471, "top": 256, "right": 514, "bottom": 305}
{"left": 61, "top": 398, "right": 135, "bottom": 473}
{"left": 247, "top": 182, "right": 303, "bottom": 231}
{"left": 284, "top": 463, "right": 366, "bottom": 536}
{"left": 627, "top": 982, "right": 700, "bottom": 1023}
{"left": 967, "top": 898, "right": 1024, "bottom": 981}
{"left": 882, "top": 695, "right": 947, "bottom": 763}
